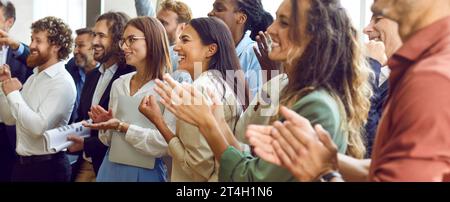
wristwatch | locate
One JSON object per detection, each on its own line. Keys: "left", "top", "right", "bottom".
{"left": 321, "top": 171, "right": 343, "bottom": 182}
{"left": 116, "top": 122, "right": 125, "bottom": 132}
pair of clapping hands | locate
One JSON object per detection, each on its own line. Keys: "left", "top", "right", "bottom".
{"left": 82, "top": 73, "right": 224, "bottom": 132}
{"left": 246, "top": 106, "right": 340, "bottom": 182}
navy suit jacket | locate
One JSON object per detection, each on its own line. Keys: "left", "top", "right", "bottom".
{"left": 65, "top": 58, "right": 84, "bottom": 123}
{"left": 365, "top": 58, "right": 389, "bottom": 158}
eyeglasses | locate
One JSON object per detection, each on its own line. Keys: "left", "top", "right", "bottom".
{"left": 119, "top": 35, "right": 146, "bottom": 49}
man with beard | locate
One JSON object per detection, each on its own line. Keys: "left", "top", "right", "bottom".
{"left": 0, "top": 0, "right": 33, "bottom": 182}
{"left": 67, "top": 11, "right": 134, "bottom": 182}
{"left": 66, "top": 28, "right": 100, "bottom": 123}
{"left": 0, "top": 16, "right": 76, "bottom": 181}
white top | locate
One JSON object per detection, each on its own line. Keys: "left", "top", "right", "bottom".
{"left": 98, "top": 72, "right": 175, "bottom": 158}
{"left": 380, "top": 66, "right": 391, "bottom": 86}
{"left": 92, "top": 64, "right": 118, "bottom": 106}
{"left": 0, "top": 61, "right": 76, "bottom": 156}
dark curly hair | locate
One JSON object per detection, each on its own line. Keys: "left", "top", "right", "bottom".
{"left": 31, "top": 16, "right": 73, "bottom": 60}
{"left": 236, "top": 0, "right": 273, "bottom": 40}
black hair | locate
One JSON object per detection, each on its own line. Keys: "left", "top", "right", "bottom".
{"left": 75, "top": 27, "right": 93, "bottom": 36}
{"left": 236, "top": 0, "right": 273, "bottom": 40}
{"left": 0, "top": 0, "right": 15, "bottom": 22}
{"left": 189, "top": 17, "right": 250, "bottom": 109}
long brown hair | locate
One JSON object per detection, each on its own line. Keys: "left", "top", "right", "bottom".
{"left": 279, "top": 0, "right": 372, "bottom": 159}
{"left": 124, "top": 17, "right": 172, "bottom": 80}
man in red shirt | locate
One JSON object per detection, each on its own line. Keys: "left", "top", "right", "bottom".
{"left": 248, "top": 0, "right": 450, "bottom": 182}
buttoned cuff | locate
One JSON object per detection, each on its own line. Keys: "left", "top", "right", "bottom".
{"left": 124, "top": 124, "right": 145, "bottom": 144}
{"left": 168, "top": 137, "right": 184, "bottom": 161}
{"left": 13, "top": 43, "right": 24, "bottom": 57}
{"left": 219, "top": 146, "right": 246, "bottom": 182}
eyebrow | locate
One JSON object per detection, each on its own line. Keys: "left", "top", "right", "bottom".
{"left": 179, "top": 34, "right": 190, "bottom": 40}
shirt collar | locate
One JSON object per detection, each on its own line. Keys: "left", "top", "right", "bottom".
{"left": 99, "top": 63, "right": 118, "bottom": 74}
{"left": 34, "top": 61, "right": 65, "bottom": 78}
{"left": 78, "top": 67, "right": 86, "bottom": 82}
{"left": 388, "top": 16, "right": 450, "bottom": 69}
{"left": 235, "top": 31, "right": 254, "bottom": 56}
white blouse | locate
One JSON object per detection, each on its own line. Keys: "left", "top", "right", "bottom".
{"left": 98, "top": 72, "right": 176, "bottom": 158}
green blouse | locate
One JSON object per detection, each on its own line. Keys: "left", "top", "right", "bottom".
{"left": 219, "top": 89, "right": 347, "bottom": 182}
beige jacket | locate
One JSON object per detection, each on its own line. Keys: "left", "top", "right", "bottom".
{"left": 168, "top": 71, "right": 242, "bottom": 182}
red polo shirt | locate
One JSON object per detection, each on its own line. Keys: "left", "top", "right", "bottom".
{"left": 369, "top": 16, "right": 450, "bottom": 182}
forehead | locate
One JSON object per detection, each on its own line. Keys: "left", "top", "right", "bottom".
{"left": 123, "top": 25, "right": 144, "bottom": 37}
{"left": 76, "top": 33, "right": 92, "bottom": 42}
{"left": 277, "top": 0, "right": 292, "bottom": 17}
{"left": 157, "top": 9, "right": 179, "bottom": 21}
{"left": 93, "top": 20, "right": 110, "bottom": 34}
{"left": 32, "top": 30, "right": 48, "bottom": 39}
{"left": 214, "top": 0, "right": 237, "bottom": 8}
{"left": 181, "top": 25, "right": 199, "bottom": 38}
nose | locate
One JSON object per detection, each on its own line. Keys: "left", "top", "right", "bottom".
{"left": 173, "top": 43, "right": 182, "bottom": 54}
{"left": 92, "top": 35, "right": 100, "bottom": 46}
{"left": 74, "top": 46, "right": 80, "bottom": 54}
{"left": 29, "top": 41, "right": 37, "bottom": 49}
{"left": 120, "top": 41, "right": 130, "bottom": 51}
{"left": 266, "top": 22, "right": 275, "bottom": 37}
{"left": 363, "top": 23, "right": 375, "bottom": 36}
{"left": 207, "top": 10, "right": 215, "bottom": 17}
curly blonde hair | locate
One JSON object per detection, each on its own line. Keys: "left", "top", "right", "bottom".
{"left": 31, "top": 16, "right": 73, "bottom": 60}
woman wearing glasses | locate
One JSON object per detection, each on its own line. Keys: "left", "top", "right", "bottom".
{"left": 84, "top": 16, "right": 180, "bottom": 182}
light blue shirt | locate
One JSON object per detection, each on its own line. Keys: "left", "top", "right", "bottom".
{"left": 169, "top": 45, "right": 179, "bottom": 72}
{"left": 236, "top": 32, "right": 262, "bottom": 99}
{"left": 13, "top": 43, "right": 25, "bottom": 57}
{"left": 135, "top": 0, "right": 155, "bottom": 17}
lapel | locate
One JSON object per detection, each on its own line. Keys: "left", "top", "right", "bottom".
{"left": 5, "top": 49, "right": 12, "bottom": 64}
{"left": 98, "top": 64, "right": 135, "bottom": 108}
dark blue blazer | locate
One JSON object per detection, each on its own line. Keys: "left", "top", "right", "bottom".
{"left": 365, "top": 58, "right": 389, "bottom": 158}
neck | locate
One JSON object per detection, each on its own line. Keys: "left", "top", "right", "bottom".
{"left": 134, "top": 62, "right": 152, "bottom": 82}
{"left": 189, "top": 61, "right": 209, "bottom": 80}
{"left": 83, "top": 60, "right": 98, "bottom": 73}
{"left": 103, "top": 57, "right": 118, "bottom": 70}
{"left": 38, "top": 57, "right": 59, "bottom": 72}
{"left": 232, "top": 28, "right": 245, "bottom": 47}
{"left": 399, "top": 2, "right": 450, "bottom": 41}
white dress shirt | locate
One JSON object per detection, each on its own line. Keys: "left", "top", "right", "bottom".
{"left": 0, "top": 61, "right": 76, "bottom": 156}
{"left": 380, "top": 66, "right": 391, "bottom": 86}
{"left": 91, "top": 64, "right": 118, "bottom": 106}
{"left": 98, "top": 72, "right": 176, "bottom": 158}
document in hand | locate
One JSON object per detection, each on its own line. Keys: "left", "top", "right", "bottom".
{"left": 43, "top": 120, "right": 92, "bottom": 153}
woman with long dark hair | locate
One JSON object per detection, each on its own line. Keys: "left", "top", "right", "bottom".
{"left": 139, "top": 17, "right": 248, "bottom": 182}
